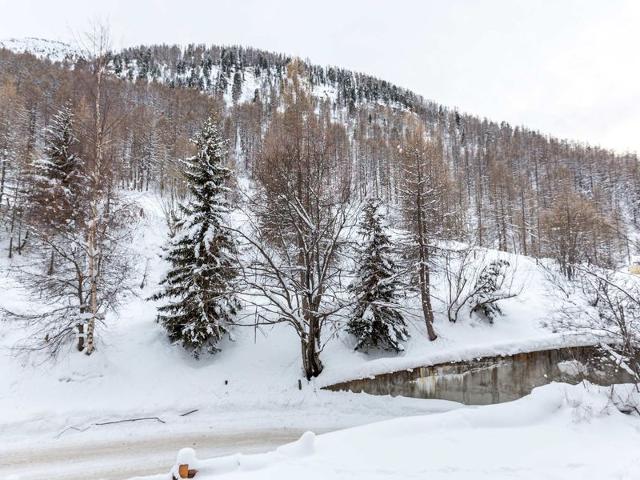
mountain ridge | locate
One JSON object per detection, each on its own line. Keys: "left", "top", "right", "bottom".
{"left": 3, "top": 36, "right": 635, "bottom": 157}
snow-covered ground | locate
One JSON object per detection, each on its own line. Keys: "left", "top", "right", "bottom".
{"left": 138, "top": 383, "right": 640, "bottom": 480}
{"left": 1, "top": 428, "right": 313, "bottom": 480}
{"left": 0, "top": 192, "right": 574, "bottom": 427}
{"left": 0, "top": 191, "right": 632, "bottom": 479}
{"left": 0, "top": 37, "right": 80, "bottom": 62}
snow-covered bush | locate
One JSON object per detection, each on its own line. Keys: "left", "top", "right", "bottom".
{"left": 443, "top": 247, "right": 517, "bottom": 324}
{"left": 552, "top": 265, "right": 640, "bottom": 384}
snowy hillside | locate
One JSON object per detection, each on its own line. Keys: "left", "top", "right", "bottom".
{"left": 0, "top": 191, "right": 604, "bottom": 442}
{"left": 1, "top": 0, "right": 639, "bottom": 476}
{"left": 0, "top": 37, "right": 638, "bottom": 480}
{"left": 0, "top": 37, "right": 80, "bottom": 62}
{"left": 0, "top": 190, "right": 468, "bottom": 479}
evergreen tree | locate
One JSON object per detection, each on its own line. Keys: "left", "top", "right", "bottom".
{"left": 27, "top": 102, "right": 85, "bottom": 235}
{"left": 347, "top": 199, "right": 408, "bottom": 352}
{"left": 231, "top": 70, "right": 243, "bottom": 103}
{"left": 152, "top": 117, "right": 240, "bottom": 357}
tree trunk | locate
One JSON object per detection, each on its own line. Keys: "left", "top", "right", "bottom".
{"left": 415, "top": 166, "right": 437, "bottom": 342}
{"left": 0, "top": 156, "right": 6, "bottom": 210}
{"left": 76, "top": 271, "right": 86, "bottom": 351}
{"left": 47, "top": 250, "right": 55, "bottom": 276}
{"left": 76, "top": 323, "right": 85, "bottom": 351}
{"left": 84, "top": 48, "right": 105, "bottom": 357}
{"left": 85, "top": 214, "right": 98, "bottom": 355}
{"left": 301, "top": 337, "right": 323, "bottom": 380}
{"left": 520, "top": 190, "right": 527, "bottom": 256}
{"left": 419, "top": 247, "right": 438, "bottom": 341}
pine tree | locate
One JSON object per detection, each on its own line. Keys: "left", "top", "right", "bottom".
{"left": 347, "top": 199, "right": 408, "bottom": 352}
{"left": 152, "top": 117, "right": 240, "bottom": 357}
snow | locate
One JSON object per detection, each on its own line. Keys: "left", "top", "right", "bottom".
{"left": 558, "top": 359, "right": 589, "bottom": 377}
{"left": 137, "top": 382, "right": 640, "bottom": 480}
{"left": 0, "top": 190, "right": 631, "bottom": 479}
{"left": 0, "top": 191, "right": 459, "bottom": 454}
{"left": 319, "top": 332, "right": 601, "bottom": 387}
{"left": 175, "top": 448, "right": 198, "bottom": 466}
{"left": 0, "top": 37, "right": 80, "bottom": 62}
{"left": 0, "top": 37, "right": 637, "bottom": 480}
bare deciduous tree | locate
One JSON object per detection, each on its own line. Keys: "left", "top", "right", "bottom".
{"left": 398, "top": 123, "right": 452, "bottom": 341}
{"left": 235, "top": 63, "right": 353, "bottom": 379}
{"left": 550, "top": 264, "right": 640, "bottom": 384}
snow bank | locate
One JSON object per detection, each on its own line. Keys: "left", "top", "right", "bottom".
{"left": 319, "top": 332, "right": 602, "bottom": 386}
{"left": 140, "top": 382, "right": 640, "bottom": 480}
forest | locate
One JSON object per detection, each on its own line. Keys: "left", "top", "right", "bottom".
{"left": 0, "top": 31, "right": 639, "bottom": 380}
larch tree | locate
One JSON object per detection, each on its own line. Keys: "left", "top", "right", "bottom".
{"left": 398, "top": 123, "right": 450, "bottom": 342}
{"left": 540, "top": 178, "right": 615, "bottom": 280}
{"left": 152, "top": 117, "right": 240, "bottom": 357}
{"left": 347, "top": 199, "right": 408, "bottom": 352}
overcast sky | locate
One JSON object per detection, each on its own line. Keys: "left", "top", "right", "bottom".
{"left": 1, "top": 0, "right": 638, "bottom": 154}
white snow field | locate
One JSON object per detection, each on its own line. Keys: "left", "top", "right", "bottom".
{"left": 0, "top": 191, "right": 635, "bottom": 479}
{"left": 137, "top": 382, "right": 640, "bottom": 480}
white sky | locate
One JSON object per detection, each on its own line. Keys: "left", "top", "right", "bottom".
{"left": 1, "top": 0, "right": 638, "bottom": 154}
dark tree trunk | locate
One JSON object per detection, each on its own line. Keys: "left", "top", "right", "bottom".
{"left": 301, "top": 337, "right": 324, "bottom": 380}
{"left": 76, "top": 323, "right": 85, "bottom": 351}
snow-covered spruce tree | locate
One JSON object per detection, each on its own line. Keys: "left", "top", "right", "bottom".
{"left": 152, "top": 117, "right": 240, "bottom": 357}
{"left": 347, "top": 199, "right": 408, "bottom": 352}
{"left": 26, "top": 102, "right": 85, "bottom": 237}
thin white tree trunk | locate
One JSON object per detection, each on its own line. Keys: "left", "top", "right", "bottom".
{"left": 84, "top": 51, "right": 104, "bottom": 356}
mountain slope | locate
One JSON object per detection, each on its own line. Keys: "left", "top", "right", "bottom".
{"left": 0, "top": 37, "right": 80, "bottom": 62}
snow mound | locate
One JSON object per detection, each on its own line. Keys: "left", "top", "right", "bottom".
{"left": 276, "top": 431, "right": 315, "bottom": 457}
{"left": 175, "top": 447, "right": 198, "bottom": 466}
{"left": 170, "top": 448, "right": 200, "bottom": 479}
{"left": 145, "top": 382, "right": 640, "bottom": 480}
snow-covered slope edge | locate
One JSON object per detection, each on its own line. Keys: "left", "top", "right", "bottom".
{"left": 0, "top": 191, "right": 460, "bottom": 446}
{"left": 135, "top": 382, "right": 640, "bottom": 480}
